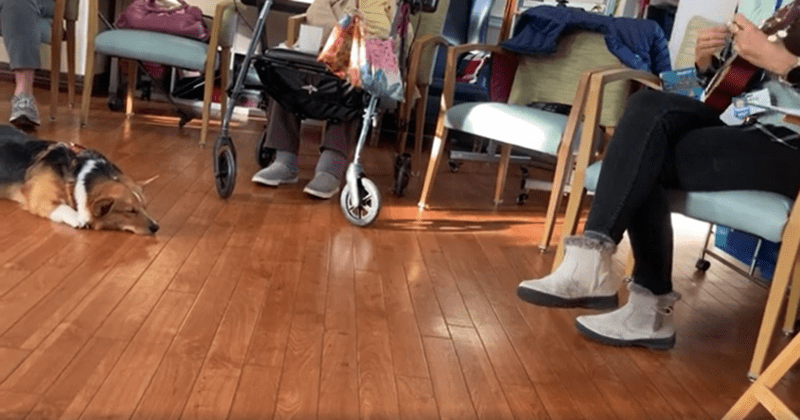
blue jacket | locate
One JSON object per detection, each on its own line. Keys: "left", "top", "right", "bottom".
{"left": 501, "top": 6, "right": 671, "bottom": 75}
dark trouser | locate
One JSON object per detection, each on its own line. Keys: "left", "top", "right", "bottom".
{"left": 584, "top": 90, "right": 800, "bottom": 295}
{"left": 0, "top": 0, "right": 53, "bottom": 70}
{"left": 265, "top": 101, "right": 357, "bottom": 157}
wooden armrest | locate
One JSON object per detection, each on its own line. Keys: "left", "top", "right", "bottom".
{"left": 287, "top": 13, "right": 308, "bottom": 47}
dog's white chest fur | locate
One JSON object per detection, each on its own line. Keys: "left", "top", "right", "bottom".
{"left": 48, "top": 159, "right": 97, "bottom": 228}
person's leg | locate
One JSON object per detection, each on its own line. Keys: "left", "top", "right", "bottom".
{"left": 304, "top": 118, "right": 358, "bottom": 199}
{"left": 518, "top": 90, "right": 721, "bottom": 308}
{"left": 2, "top": 0, "right": 51, "bottom": 127}
{"left": 252, "top": 103, "right": 302, "bottom": 186}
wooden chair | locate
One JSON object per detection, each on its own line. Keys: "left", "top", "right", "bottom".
{"left": 554, "top": 67, "right": 800, "bottom": 380}
{"left": 80, "top": 0, "right": 238, "bottom": 145}
{"left": 0, "top": 0, "right": 78, "bottom": 121}
{"left": 723, "top": 331, "right": 800, "bottom": 419}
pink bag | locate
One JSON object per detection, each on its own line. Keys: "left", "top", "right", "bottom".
{"left": 116, "top": 0, "right": 209, "bottom": 41}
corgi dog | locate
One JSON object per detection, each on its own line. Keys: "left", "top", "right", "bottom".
{"left": 0, "top": 125, "right": 159, "bottom": 234}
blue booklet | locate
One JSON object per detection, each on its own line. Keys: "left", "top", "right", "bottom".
{"left": 659, "top": 67, "right": 703, "bottom": 100}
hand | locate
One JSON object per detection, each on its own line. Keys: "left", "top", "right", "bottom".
{"left": 730, "top": 14, "right": 797, "bottom": 76}
{"left": 694, "top": 24, "right": 730, "bottom": 71}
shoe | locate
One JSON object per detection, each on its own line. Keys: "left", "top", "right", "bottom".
{"left": 251, "top": 161, "right": 298, "bottom": 186}
{"left": 303, "top": 171, "right": 341, "bottom": 199}
{"left": 516, "top": 235, "right": 620, "bottom": 309}
{"left": 575, "top": 281, "right": 681, "bottom": 350}
{"left": 9, "top": 94, "right": 41, "bottom": 127}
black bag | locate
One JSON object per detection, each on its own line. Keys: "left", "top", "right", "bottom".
{"left": 253, "top": 49, "right": 368, "bottom": 123}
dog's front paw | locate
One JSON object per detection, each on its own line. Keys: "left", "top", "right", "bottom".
{"left": 49, "top": 204, "right": 85, "bottom": 229}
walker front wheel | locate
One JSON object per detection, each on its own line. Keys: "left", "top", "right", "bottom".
{"left": 339, "top": 177, "right": 381, "bottom": 227}
{"left": 213, "top": 135, "right": 237, "bottom": 198}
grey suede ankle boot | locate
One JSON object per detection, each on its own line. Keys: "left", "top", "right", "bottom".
{"left": 574, "top": 281, "right": 681, "bottom": 350}
{"left": 516, "top": 235, "right": 620, "bottom": 309}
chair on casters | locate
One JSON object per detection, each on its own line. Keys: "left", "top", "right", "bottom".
{"left": 0, "top": 0, "right": 79, "bottom": 121}
{"left": 554, "top": 67, "right": 800, "bottom": 380}
{"left": 415, "top": 27, "right": 658, "bottom": 255}
{"left": 80, "top": 0, "right": 238, "bottom": 146}
{"left": 396, "top": 0, "right": 496, "bottom": 186}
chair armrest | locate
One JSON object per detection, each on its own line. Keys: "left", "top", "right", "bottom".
{"left": 287, "top": 14, "right": 308, "bottom": 47}
{"left": 211, "top": 0, "right": 238, "bottom": 49}
{"left": 65, "top": 0, "right": 79, "bottom": 21}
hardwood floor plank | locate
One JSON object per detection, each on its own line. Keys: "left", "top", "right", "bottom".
{"left": 318, "top": 330, "right": 359, "bottom": 420}
{"left": 0, "top": 233, "right": 133, "bottom": 350}
{"left": 395, "top": 375, "right": 439, "bottom": 420}
{"left": 324, "top": 229, "right": 357, "bottom": 336}
{"left": 423, "top": 336, "right": 478, "bottom": 420}
{"left": 449, "top": 325, "right": 515, "bottom": 420}
{"left": 227, "top": 364, "right": 282, "bottom": 420}
{"left": 245, "top": 262, "right": 302, "bottom": 368}
{"left": 77, "top": 290, "right": 196, "bottom": 420}
{"left": 355, "top": 270, "right": 401, "bottom": 420}
{"left": 0, "top": 347, "right": 29, "bottom": 384}
{"left": 180, "top": 249, "right": 274, "bottom": 420}
{"left": 415, "top": 232, "right": 473, "bottom": 328}
{"left": 23, "top": 337, "right": 127, "bottom": 420}
{"left": 0, "top": 391, "right": 38, "bottom": 420}
{"left": 273, "top": 326, "right": 324, "bottom": 420}
{"left": 501, "top": 383, "right": 552, "bottom": 420}
{"left": 130, "top": 243, "right": 252, "bottom": 420}
{"left": 403, "top": 260, "right": 449, "bottom": 338}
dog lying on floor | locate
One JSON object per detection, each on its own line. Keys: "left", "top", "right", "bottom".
{"left": 0, "top": 125, "right": 159, "bottom": 234}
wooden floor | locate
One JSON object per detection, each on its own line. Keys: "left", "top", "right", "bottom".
{"left": 0, "top": 86, "right": 798, "bottom": 420}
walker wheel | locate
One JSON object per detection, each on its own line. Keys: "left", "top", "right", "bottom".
{"left": 695, "top": 258, "right": 711, "bottom": 272}
{"left": 255, "top": 130, "right": 276, "bottom": 168}
{"left": 339, "top": 177, "right": 381, "bottom": 227}
{"left": 213, "top": 135, "right": 237, "bottom": 198}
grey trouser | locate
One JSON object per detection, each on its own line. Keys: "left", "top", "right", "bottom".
{"left": 0, "top": 0, "right": 54, "bottom": 69}
{"left": 265, "top": 101, "right": 356, "bottom": 157}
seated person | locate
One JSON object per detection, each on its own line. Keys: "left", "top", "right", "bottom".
{"left": 252, "top": 0, "right": 398, "bottom": 199}
{"left": 0, "top": 0, "right": 53, "bottom": 128}
{"left": 515, "top": 13, "right": 800, "bottom": 349}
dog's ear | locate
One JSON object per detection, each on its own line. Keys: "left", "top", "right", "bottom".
{"left": 91, "top": 197, "right": 115, "bottom": 217}
{"left": 138, "top": 175, "right": 159, "bottom": 188}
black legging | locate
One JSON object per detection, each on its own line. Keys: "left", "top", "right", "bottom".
{"left": 584, "top": 89, "right": 800, "bottom": 294}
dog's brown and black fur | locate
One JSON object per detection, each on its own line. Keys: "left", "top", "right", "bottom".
{"left": 0, "top": 125, "right": 159, "bottom": 234}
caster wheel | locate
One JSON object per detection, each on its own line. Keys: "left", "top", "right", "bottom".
{"left": 391, "top": 153, "right": 411, "bottom": 197}
{"left": 448, "top": 160, "right": 461, "bottom": 173}
{"left": 340, "top": 177, "right": 381, "bottom": 227}
{"left": 213, "top": 135, "right": 237, "bottom": 198}
{"left": 695, "top": 259, "right": 711, "bottom": 272}
{"left": 255, "top": 130, "right": 276, "bottom": 168}
{"left": 516, "top": 193, "right": 528, "bottom": 205}
{"left": 107, "top": 94, "right": 123, "bottom": 112}
{"left": 178, "top": 110, "right": 195, "bottom": 128}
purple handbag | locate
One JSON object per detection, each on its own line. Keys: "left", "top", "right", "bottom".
{"left": 115, "top": 0, "right": 209, "bottom": 41}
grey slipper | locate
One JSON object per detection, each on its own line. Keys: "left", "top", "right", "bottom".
{"left": 303, "top": 171, "right": 341, "bottom": 199}
{"left": 251, "top": 161, "right": 299, "bottom": 186}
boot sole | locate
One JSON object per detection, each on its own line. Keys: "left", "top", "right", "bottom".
{"left": 251, "top": 175, "right": 298, "bottom": 187}
{"left": 574, "top": 321, "right": 676, "bottom": 350}
{"left": 516, "top": 286, "right": 618, "bottom": 309}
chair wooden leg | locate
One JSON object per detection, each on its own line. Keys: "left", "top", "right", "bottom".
{"left": 539, "top": 71, "right": 592, "bottom": 252}
{"left": 493, "top": 143, "right": 512, "bottom": 205}
{"left": 66, "top": 21, "right": 76, "bottom": 108}
{"left": 413, "top": 85, "right": 429, "bottom": 176}
{"left": 418, "top": 126, "right": 448, "bottom": 209}
{"left": 49, "top": 44, "right": 61, "bottom": 122}
{"left": 783, "top": 258, "right": 800, "bottom": 334}
{"left": 80, "top": 51, "right": 95, "bottom": 127}
{"left": 723, "top": 330, "right": 800, "bottom": 419}
{"left": 748, "top": 225, "right": 800, "bottom": 379}
{"left": 125, "top": 60, "right": 135, "bottom": 117}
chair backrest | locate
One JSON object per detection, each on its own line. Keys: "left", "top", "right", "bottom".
{"left": 431, "top": 0, "right": 496, "bottom": 80}
{"left": 506, "top": 30, "right": 630, "bottom": 127}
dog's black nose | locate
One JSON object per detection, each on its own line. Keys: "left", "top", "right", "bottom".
{"left": 148, "top": 221, "right": 160, "bottom": 234}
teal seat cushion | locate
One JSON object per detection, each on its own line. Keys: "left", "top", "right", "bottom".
{"left": 94, "top": 29, "right": 211, "bottom": 71}
{"left": 445, "top": 102, "right": 567, "bottom": 156}
{"left": 584, "top": 161, "right": 792, "bottom": 243}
